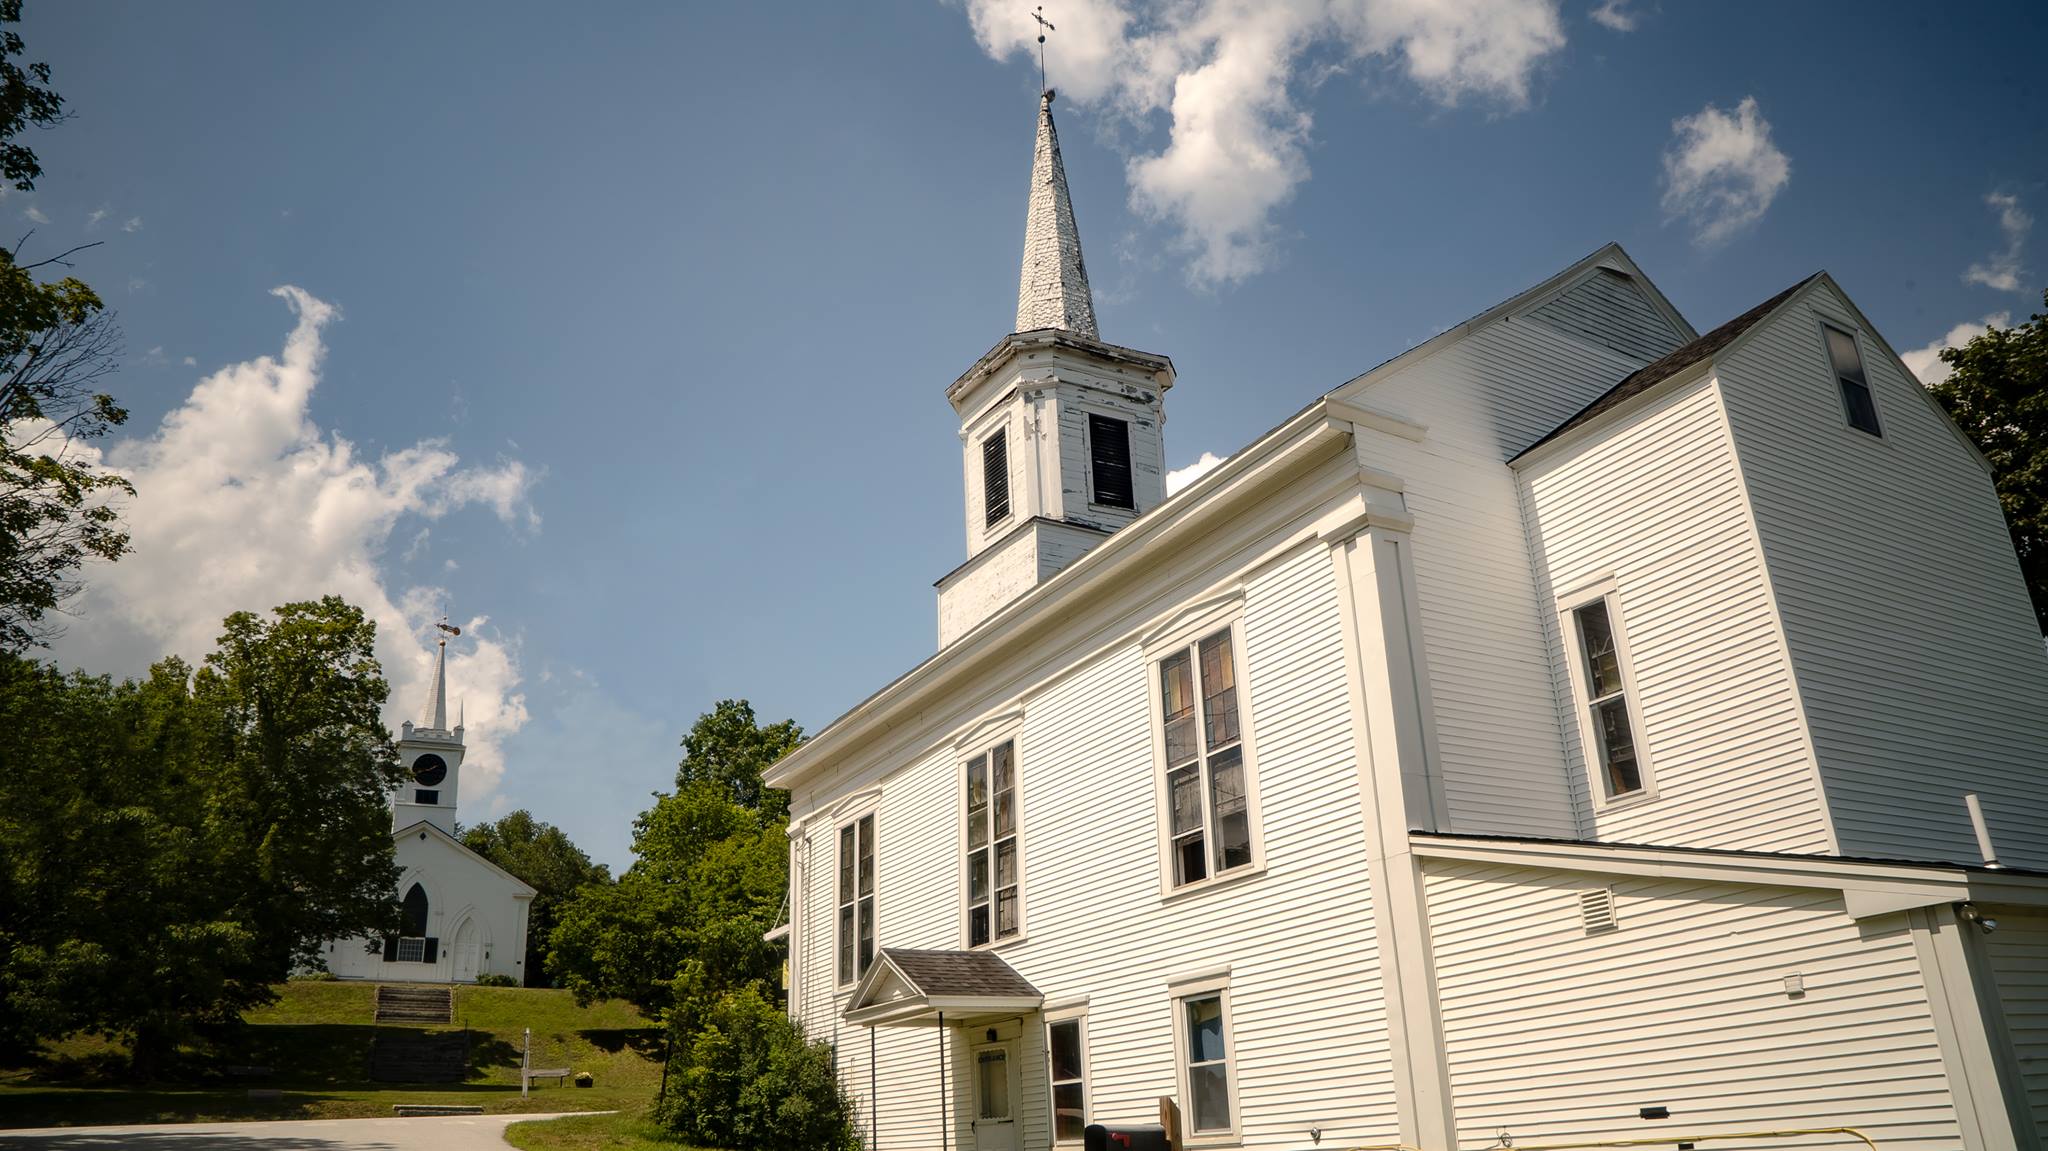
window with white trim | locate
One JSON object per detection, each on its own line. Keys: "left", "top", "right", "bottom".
{"left": 1566, "top": 596, "right": 1647, "bottom": 800}
{"left": 1175, "top": 987, "right": 1237, "bottom": 1136}
{"left": 1822, "top": 323, "right": 1881, "bottom": 436}
{"left": 1046, "top": 1011, "right": 1089, "bottom": 1144}
{"left": 964, "top": 739, "right": 1020, "bottom": 947}
{"left": 1157, "top": 627, "right": 1254, "bottom": 886}
{"left": 835, "top": 813, "right": 876, "bottom": 985}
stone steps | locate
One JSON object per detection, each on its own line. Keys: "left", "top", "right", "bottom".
{"left": 374, "top": 984, "right": 452, "bottom": 1024}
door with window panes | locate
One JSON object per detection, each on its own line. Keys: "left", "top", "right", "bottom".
{"left": 970, "top": 1039, "right": 1018, "bottom": 1151}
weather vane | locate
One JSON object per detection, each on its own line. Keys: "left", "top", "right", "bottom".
{"left": 435, "top": 617, "right": 461, "bottom": 641}
{"left": 1032, "top": 5, "right": 1054, "bottom": 95}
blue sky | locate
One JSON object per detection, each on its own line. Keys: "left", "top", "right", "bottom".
{"left": 27, "top": 1, "right": 2045, "bottom": 870}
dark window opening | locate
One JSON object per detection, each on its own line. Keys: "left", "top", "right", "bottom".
{"left": 383, "top": 882, "right": 437, "bottom": 962}
{"left": 1088, "top": 413, "right": 1135, "bottom": 509}
{"left": 400, "top": 883, "right": 429, "bottom": 936}
{"left": 1824, "top": 325, "right": 1881, "bottom": 436}
{"left": 414, "top": 789, "right": 439, "bottom": 805}
{"left": 983, "top": 430, "right": 1011, "bottom": 527}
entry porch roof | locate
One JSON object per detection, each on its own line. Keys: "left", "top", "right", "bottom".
{"left": 843, "top": 948, "right": 1043, "bottom": 1028}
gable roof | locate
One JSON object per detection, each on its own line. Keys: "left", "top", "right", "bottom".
{"left": 1510, "top": 273, "right": 1819, "bottom": 463}
{"left": 843, "top": 947, "right": 1044, "bottom": 1027}
{"left": 393, "top": 818, "right": 539, "bottom": 897}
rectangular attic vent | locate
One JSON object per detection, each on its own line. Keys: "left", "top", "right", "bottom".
{"left": 983, "top": 430, "right": 1010, "bottom": 527}
{"left": 1088, "top": 413, "right": 1135, "bottom": 510}
{"left": 1579, "top": 887, "right": 1619, "bottom": 935}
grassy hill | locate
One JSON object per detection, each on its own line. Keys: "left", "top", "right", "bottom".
{"left": 0, "top": 981, "right": 664, "bottom": 1128}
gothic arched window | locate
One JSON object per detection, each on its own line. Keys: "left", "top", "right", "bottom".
{"left": 401, "top": 883, "right": 429, "bottom": 938}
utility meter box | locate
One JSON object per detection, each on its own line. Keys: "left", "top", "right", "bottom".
{"left": 1083, "top": 1123, "right": 1171, "bottom": 1151}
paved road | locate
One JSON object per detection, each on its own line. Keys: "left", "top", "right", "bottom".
{"left": 0, "top": 1113, "right": 598, "bottom": 1150}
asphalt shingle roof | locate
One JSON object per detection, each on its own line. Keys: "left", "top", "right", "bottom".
{"left": 880, "top": 948, "right": 1041, "bottom": 999}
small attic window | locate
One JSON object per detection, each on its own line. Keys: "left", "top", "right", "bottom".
{"left": 1088, "top": 414, "right": 1135, "bottom": 510}
{"left": 1823, "top": 325, "right": 1881, "bottom": 436}
{"left": 983, "top": 429, "right": 1011, "bottom": 528}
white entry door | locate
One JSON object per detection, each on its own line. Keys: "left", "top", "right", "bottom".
{"left": 452, "top": 918, "right": 479, "bottom": 982}
{"left": 971, "top": 1041, "right": 1018, "bottom": 1151}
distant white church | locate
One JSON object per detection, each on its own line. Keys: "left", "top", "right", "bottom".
{"left": 323, "top": 633, "right": 534, "bottom": 985}
{"left": 766, "top": 89, "right": 2048, "bottom": 1151}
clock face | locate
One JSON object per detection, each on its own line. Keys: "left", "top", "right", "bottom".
{"left": 412, "top": 754, "right": 448, "bottom": 787}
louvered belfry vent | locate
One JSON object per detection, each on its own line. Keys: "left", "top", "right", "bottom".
{"left": 1579, "top": 887, "right": 1620, "bottom": 935}
{"left": 1088, "top": 413, "right": 1134, "bottom": 509}
{"left": 983, "top": 430, "right": 1011, "bottom": 527}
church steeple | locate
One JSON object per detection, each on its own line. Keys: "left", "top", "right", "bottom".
{"left": 1015, "top": 90, "right": 1097, "bottom": 338}
{"left": 420, "top": 636, "right": 448, "bottom": 732}
{"left": 395, "top": 627, "right": 465, "bottom": 834}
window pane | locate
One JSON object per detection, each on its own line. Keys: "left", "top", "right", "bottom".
{"left": 856, "top": 897, "right": 874, "bottom": 974}
{"left": 1574, "top": 602, "right": 1624, "bottom": 698}
{"left": 1189, "top": 1064, "right": 1231, "bottom": 1132}
{"left": 968, "top": 803, "right": 989, "bottom": 850}
{"left": 1160, "top": 653, "right": 1197, "bottom": 766}
{"left": 1841, "top": 378, "right": 1881, "bottom": 435}
{"left": 991, "top": 741, "right": 1014, "bottom": 796}
{"left": 996, "top": 886, "right": 1019, "bottom": 936}
{"left": 1053, "top": 1082, "right": 1086, "bottom": 1141}
{"left": 977, "top": 1049, "right": 1010, "bottom": 1120}
{"left": 857, "top": 815, "right": 875, "bottom": 898}
{"left": 1594, "top": 696, "right": 1642, "bottom": 795}
{"left": 1049, "top": 1020, "right": 1083, "bottom": 1082}
{"left": 994, "top": 788, "right": 1015, "bottom": 837}
{"left": 1185, "top": 995, "right": 1226, "bottom": 1063}
{"left": 1199, "top": 631, "right": 1240, "bottom": 750}
{"left": 995, "top": 838, "right": 1017, "bottom": 888}
{"left": 967, "top": 755, "right": 988, "bottom": 812}
{"left": 1208, "top": 747, "right": 1251, "bottom": 872}
{"left": 969, "top": 904, "right": 990, "bottom": 948}
{"left": 837, "top": 906, "right": 854, "bottom": 983}
{"left": 1168, "top": 765, "right": 1203, "bottom": 836}
{"left": 969, "top": 849, "right": 990, "bottom": 903}
{"left": 1175, "top": 833, "right": 1208, "bottom": 886}
{"left": 1825, "top": 326, "right": 1866, "bottom": 387}
{"left": 838, "top": 826, "right": 855, "bottom": 903}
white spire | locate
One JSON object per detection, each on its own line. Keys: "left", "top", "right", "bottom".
{"left": 1015, "top": 89, "right": 1098, "bottom": 339}
{"left": 421, "top": 637, "right": 447, "bottom": 731}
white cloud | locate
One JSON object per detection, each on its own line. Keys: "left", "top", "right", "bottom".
{"left": 1588, "top": 0, "right": 1636, "bottom": 31}
{"left": 47, "top": 286, "right": 536, "bottom": 805}
{"left": 85, "top": 207, "right": 108, "bottom": 229}
{"left": 964, "top": 0, "right": 1566, "bottom": 285}
{"left": 122, "top": 216, "right": 143, "bottom": 233}
{"left": 1900, "top": 313, "right": 2007, "bottom": 385}
{"left": 181, "top": 355, "right": 197, "bottom": 367}
{"left": 22, "top": 204, "right": 47, "bottom": 224}
{"left": 1166, "top": 450, "right": 1227, "bottom": 494}
{"left": 1660, "top": 96, "right": 1790, "bottom": 246}
{"left": 1963, "top": 191, "right": 2030, "bottom": 293}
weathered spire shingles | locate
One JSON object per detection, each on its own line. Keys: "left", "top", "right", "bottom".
{"left": 1015, "top": 90, "right": 1098, "bottom": 338}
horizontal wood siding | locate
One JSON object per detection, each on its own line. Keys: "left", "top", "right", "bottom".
{"left": 1426, "top": 859, "right": 1966, "bottom": 1149}
{"left": 1715, "top": 282, "right": 2048, "bottom": 868}
{"left": 1525, "top": 268, "right": 1687, "bottom": 363}
{"left": 793, "top": 543, "right": 1400, "bottom": 1149}
{"left": 1981, "top": 912, "right": 2048, "bottom": 1135}
{"left": 1518, "top": 377, "right": 1832, "bottom": 852}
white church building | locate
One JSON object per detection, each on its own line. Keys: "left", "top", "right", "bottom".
{"left": 765, "top": 90, "right": 2048, "bottom": 1151}
{"left": 322, "top": 634, "right": 535, "bottom": 986}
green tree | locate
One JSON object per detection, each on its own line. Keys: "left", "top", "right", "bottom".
{"left": 461, "top": 810, "right": 610, "bottom": 987}
{"left": 0, "top": 0, "right": 128, "bottom": 653}
{"left": 1928, "top": 293, "right": 2048, "bottom": 633}
{"left": 676, "top": 698, "right": 802, "bottom": 817}
{"left": 656, "top": 984, "right": 858, "bottom": 1151}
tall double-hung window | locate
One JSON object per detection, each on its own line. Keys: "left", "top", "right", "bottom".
{"left": 1562, "top": 589, "right": 1652, "bottom": 802}
{"left": 1156, "top": 625, "right": 1257, "bottom": 888}
{"left": 1822, "top": 324, "right": 1882, "bottom": 436}
{"left": 836, "top": 813, "right": 876, "bottom": 985}
{"left": 964, "top": 740, "right": 1021, "bottom": 946}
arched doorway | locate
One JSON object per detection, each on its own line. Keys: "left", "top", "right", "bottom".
{"left": 452, "top": 917, "right": 480, "bottom": 982}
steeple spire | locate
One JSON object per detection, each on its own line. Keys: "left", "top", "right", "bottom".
{"left": 422, "top": 636, "right": 448, "bottom": 731}
{"left": 1015, "top": 89, "right": 1098, "bottom": 339}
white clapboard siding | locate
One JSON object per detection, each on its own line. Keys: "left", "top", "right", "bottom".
{"left": 1981, "top": 912, "right": 2048, "bottom": 1135}
{"left": 791, "top": 544, "right": 1401, "bottom": 1150}
{"left": 1426, "top": 859, "right": 1966, "bottom": 1150}
{"left": 1714, "top": 281, "right": 2048, "bottom": 868}
{"left": 1526, "top": 268, "right": 1689, "bottom": 363}
{"left": 1518, "top": 376, "right": 1833, "bottom": 852}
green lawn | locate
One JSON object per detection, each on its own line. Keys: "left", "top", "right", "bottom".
{"left": 505, "top": 1109, "right": 705, "bottom": 1151}
{"left": 0, "top": 981, "right": 665, "bottom": 1127}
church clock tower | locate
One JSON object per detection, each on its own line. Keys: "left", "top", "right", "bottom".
{"left": 394, "top": 629, "right": 464, "bottom": 834}
{"left": 935, "top": 89, "right": 1176, "bottom": 647}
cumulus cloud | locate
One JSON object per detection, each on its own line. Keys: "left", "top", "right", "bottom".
{"left": 122, "top": 216, "right": 143, "bottom": 233}
{"left": 85, "top": 207, "right": 107, "bottom": 229}
{"left": 22, "top": 204, "right": 47, "bottom": 224}
{"left": 1964, "top": 191, "right": 2030, "bottom": 293}
{"left": 1900, "top": 313, "right": 2007, "bottom": 385}
{"left": 1660, "top": 96, "right": 1789, "bottom": 246}
{"left": 964, "top": 0, "right": 1566, "bottom": 285}
{"left": 1166, "top": 450, "right": 1227, "bottom": 494}
{"left": 1588, "top": 0, "right": 1636, "bottom": 31}
{"left": 46, "top": 286, "right": 536, "bottom": 804}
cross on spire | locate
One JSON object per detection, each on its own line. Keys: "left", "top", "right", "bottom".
{"left": 1032, "top": 6, "right": 1054, "bottom": 94}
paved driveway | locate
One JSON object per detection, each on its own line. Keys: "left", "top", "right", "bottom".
{"left": 0, "top": 1113, "right": 595, "bottom": 1150}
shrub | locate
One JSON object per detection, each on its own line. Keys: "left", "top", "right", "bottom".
{"left": 474, "top": 973, "right": 519, "bottom": 988}
{"left": 288, "top": 971, "right": 339, "bottom": 982}
{"left": 656, "top": 984, "right": 857, "bottom": 1151}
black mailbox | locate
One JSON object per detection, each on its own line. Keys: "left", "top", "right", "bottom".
{"left": 1083, "top": 1123, "right": 1171, "bottom": 1151}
